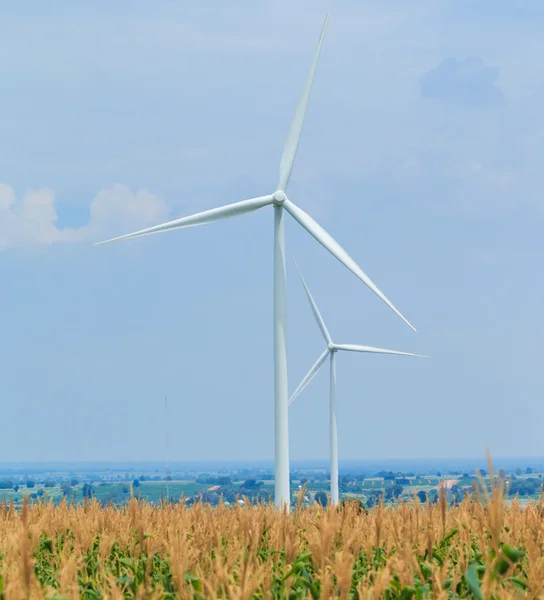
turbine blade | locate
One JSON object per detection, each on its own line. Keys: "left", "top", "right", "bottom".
{"left": 278, "top": 15, "right": 329, "bottom": 191}
{"left": 283, "top": 198, "right": 416, "bottom": 332}
{"left": 289, "top": 349, "right": 330, "bottom": 406}
{"left": 95, "top": 195, "right": 274, "bottom": 246}
{"left": 293, "top": 261, "right": 331, "bottom": 344}
{"left": 334, "top": 344, "right": 429, "bottom": 358}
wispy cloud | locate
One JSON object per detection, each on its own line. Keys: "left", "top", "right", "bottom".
{"left": 421, "top": 57, "right": 503, "bottom": 107}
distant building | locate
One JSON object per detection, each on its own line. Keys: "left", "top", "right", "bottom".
{"left": 436, "top": 479, "right": 460, "bottom": 491}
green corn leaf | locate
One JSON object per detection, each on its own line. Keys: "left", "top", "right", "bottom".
{"left": 466, "top": 563, "right": 484, "bottom": 600}
{"left": 400, "top": 585, "right": 416, "bottom": 599}
{"left": 494, "top": 545, "right": 525, "bottom": 576}
{"left": 502, "top": 545, "right": 525, "bottom": 564}
{"left": 509, "top": 576, "right": 528, "bottom": 590}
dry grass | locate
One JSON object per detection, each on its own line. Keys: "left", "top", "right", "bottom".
{"left": 0, "top": 477, "right": 543, "bottom": 598}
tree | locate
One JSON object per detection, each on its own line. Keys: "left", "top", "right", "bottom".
{"left": 339, "top": 476, "right": 350, "bottom": 493}
{"left": 0, "top": 481, "right": 14, "bottom": 489}
{"left": 365, "top": 491, "right": 383, "bottom": 508}
{"left": 133, "top": 479, "right": 140, "bottom": 488}
{"left": 314, "top": 491, "right": 328, "bottom": 507}
{"left": 82, "top": 483, "right": 94, "bottom": 499}
{"left": 417, "top": 490, "right": 428, "bottom": 503}
{"left": 26, "top": 480, "right": 35, "bottom": 488}
{"left": 498, "top": 469, "right": 506, "bottom": 480}
{"left": 242, "top": 479, "right": 262, "bottom": 490}
{"left": 451, "top": 485, "right": 466, "bottom": 504}
{"left": 13, "top": 485, "right": 20, "bottom": 493}
{"left": 61, "top": 482, "right": 73, "bottom": 496}
{"left": 44, "top": 480, "right": 56, "bottom": 488}
{"left": 219, "top": 487, "right": 237, "bottom": 504}
{"left": 526, "top": 467, "right": 533, "bottom": 474}
{"left": 70, "top": 479, "right": 80, "bottom": 486}
{"left": 385, "top": 484, "right": 404, "bottom": 500}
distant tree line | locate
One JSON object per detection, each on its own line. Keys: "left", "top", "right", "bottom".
{"left": 507, "top": 477, "right": 542, "bottom": 497}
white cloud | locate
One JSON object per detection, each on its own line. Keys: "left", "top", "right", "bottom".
{"left": 421, "top": 57, "right": 504, "bottom": 106}
{"left": 0, "top": 183, "right": 170, "bottom": 251}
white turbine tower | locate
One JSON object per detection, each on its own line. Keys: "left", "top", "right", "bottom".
{"left": 96, "top": 16, "right": 416, "bottom": 510}
{"left": 289, "top": 264, "right": 428, "bottom": 506}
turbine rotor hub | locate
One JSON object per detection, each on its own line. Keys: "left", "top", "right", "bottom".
{"left": 273, "top": 190, "right": 286, "bottom": 205}
{"left": 328, "top": 343, "right": 336, "bottom": 351}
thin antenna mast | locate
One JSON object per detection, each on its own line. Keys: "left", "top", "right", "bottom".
{"left": 165, "top": 396, "right": 169, "bottom": 501}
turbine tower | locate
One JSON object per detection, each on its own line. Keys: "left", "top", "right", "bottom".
{"left": 96, "top": 16, "right": 415, "bottom": 510}
{"left": 289, "top": 264, "right": 427, "bottom": 506}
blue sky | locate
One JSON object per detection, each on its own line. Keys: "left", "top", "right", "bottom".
{"left": 1, "top": 0, "right": 543, "bottom": 462}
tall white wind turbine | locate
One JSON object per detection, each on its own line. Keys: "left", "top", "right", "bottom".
{"left": 96, "top": 16, "right": 416, "bottom": 510}
{"left": 290, "top": 264, "right": 427, "bottom": 506}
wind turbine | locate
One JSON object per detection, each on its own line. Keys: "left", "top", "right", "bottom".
{"left": 289, "top": 264, "right": 427, "bottom": 506}
{"left": 96, "top": 16, "right": 416, "bottom": 510}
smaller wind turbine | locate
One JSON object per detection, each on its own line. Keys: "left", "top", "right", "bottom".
{"left": 290, "top": 264, "right": 429, "bottom": 505}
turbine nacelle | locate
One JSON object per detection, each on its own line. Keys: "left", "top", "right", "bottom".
{"left": 288, "top": 266, "right": 428, "bottom": 407}
{"left": 272, "top": 190, "right": 287, "bottom": 205}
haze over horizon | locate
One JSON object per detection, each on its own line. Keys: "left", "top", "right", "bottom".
{"left": 1, "top": 0, "right": 543, "bottom": 463}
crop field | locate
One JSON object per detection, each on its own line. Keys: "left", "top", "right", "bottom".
{"left": 0, "top": 477, "right": 542, "bottom": 599}
{"left": 0, "top": 481, "right": 212, "bottom": 506}
{"left": 136, "top": 482, "right": 210, "bottom": 501}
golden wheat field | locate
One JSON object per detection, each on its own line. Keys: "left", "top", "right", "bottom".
{"left": 0, "top": 481, "right": 542, "bottom": 599}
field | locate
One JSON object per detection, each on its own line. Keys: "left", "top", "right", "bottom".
{"left": 0, "top": 478, "right": 542, "bottom": 598}
{"left": 0, "top": 481, "right": 211, "bottom": 506}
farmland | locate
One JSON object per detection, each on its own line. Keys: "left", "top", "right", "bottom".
{"left": 0, "top": 481, "right": 211, "bottom": 506}
{"left": 0, "top": 480, "right": 541, "bottom": 598}
{"left": 2, "top": 462, "right": 544, "bottom": 510}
